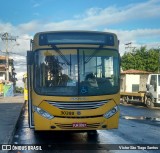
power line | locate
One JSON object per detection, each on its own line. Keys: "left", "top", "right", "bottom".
{"left": 0, "top": 50, "right": 26, "bottom": 57}
{"left": 0, "top": 32, "right": 18, "bottom": 41}
{"left": 0, "top": 32, "right": 18, "bottom": 82}
{"left": 125, "top": 42, "right": 136, "bottom": 52}
{"left": 8, "top": 52, "right": 26, "bottom": 57}
{"left": 17, "top": 37, "right": 31, "bottom": 40}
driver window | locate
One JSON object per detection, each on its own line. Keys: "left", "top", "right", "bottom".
{"left": 150, "top": 75, "right": 157, "bottom": 91}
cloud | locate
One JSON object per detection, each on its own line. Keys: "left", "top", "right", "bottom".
{"left": 7, "top": 0, "right": 159, "bottom": 34}
{"left": 10, "top": 54, "right": 27, "bottom": 87}
{"left": 1, "top": 0, "right": 160, "bottom": 86}
{"left": 105, "top": 28, "right": 160, "bottom": 42}
{"left": 0, "top": 22, "right": 17, "bottom": 34}
{"left": 124, "top": 0, "right": 160, "bottom": 19}
{"left": 0, "top": 32, "right": 31, "bottom": 87}
{"left": 2, "top": 0, "right": 158, "bottom": 34}
{"left": 104, "top": 28, "right": 160, "bottom": 54}
{"left": 64, "top": 0, "right": 160, "bottom": 30}
{"left": 18, "top": 21, "right": 40, "bottom": 34}
{"left": 16, "top": 72, "right": 26, "bottom": 87}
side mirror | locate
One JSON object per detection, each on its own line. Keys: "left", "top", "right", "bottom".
{"left": 27, "top": 51, "right": 34, "bottom": 65}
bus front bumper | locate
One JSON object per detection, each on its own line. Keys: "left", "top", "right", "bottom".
{"left": 34, "top": 111, "right": 120, "bottom": 131}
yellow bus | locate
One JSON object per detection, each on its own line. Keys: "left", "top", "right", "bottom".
{"left": 27, "top": 31, "right": 120, "bottom": 131}
{"left": 23, "top": 73, "right": 28, "bottom": 102}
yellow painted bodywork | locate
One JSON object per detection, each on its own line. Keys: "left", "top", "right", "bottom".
{"left": 29, "top": 31, "right": 120, "bottom": 131}
{"left": 32, "top": 90, "right": 120, "bottom": 131}
{"left": 0, "top": 83, "right": 4, "bottom": 95}
{"left": 24, "top": 88, "right": 28, "bottom": 101}
{"left": 23, "top": 74, "right": 28, "bottom": 101}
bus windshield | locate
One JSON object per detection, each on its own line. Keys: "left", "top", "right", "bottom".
{"left": 34, "top": 48, "right": 119, "bottom": 96}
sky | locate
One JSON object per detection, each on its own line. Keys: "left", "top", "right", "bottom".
{"left": 0, "top": 0, "right": 160, "bottom": 87}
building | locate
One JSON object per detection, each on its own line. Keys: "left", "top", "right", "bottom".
{"left": 120, "top": 69, "right": 151, "bottom": 92}
{"left": 0, "top": 56, "right": 17, "bottom": 94}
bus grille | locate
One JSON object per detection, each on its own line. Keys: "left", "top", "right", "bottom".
{"left": 55, "top": 123, "right": 100, "bottom": 129}
{"left": 47, "top": 100, "right": 109, "bottom": 110}
{"left": 54, "top": 115, "right": 103, "bottom": 118}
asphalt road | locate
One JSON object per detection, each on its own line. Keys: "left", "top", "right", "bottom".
{"left": 9, "top": 103, "right": 160, "bottom": 153}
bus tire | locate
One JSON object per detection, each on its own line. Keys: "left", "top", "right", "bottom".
{"left": 146, "top": 98, "right": 154, "bottom": 108}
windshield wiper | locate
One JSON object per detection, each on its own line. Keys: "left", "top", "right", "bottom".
{"left": 85, "top": 45, "right": 103, "bottom": 64}
{"left": 50, "top": 44, "right": 71, "bottom": 66}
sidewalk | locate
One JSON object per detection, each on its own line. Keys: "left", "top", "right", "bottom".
{"left": 0, "top": 95, "right": 24, "bottom": 145}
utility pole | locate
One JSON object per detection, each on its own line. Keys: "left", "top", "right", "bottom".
{"left": 125, "top": 42, "right": 136, "bottom": 69}
{"left": 125, "top": 42, "right": 136, "bottom": 52}
{"left": 158, "top": 46, "right": 160, "bottom": 73}
{"left": 0, "top": 32, "right": 17, "bottom": 82}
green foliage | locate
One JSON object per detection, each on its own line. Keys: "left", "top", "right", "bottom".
{"left": 121, "top": 46, "right": 159, "bottom": 72}
{"left": 15, "top": 86, "right": 24, "bottom": 93}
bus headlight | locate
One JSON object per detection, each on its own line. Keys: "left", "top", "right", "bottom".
{"left": 33, "top": 106, "right": 54, "bottom": 120}
{"left": 103, "top": 106, "right": 118, "bottom": 119}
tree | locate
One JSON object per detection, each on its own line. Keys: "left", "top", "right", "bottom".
{"left": 15, "top": 86, "right": 24, "bottom": 93}
{"left": 121, "top": 46, "right": 159, "bottom": 72}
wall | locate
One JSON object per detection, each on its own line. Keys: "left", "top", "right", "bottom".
{"left": 0, "top": 72, "right": 5, "bottom": 80}
{"left": 120, "top": 74, "right": 149, "bottom": 92}
{"left": 139, "top": 74, "right": 149, "bottom": 91}
{"left": 120, "top": 74, "right": 125, "bottom": 92}
{"left": 125, "top": 74, "right": 140, "bottom": 92}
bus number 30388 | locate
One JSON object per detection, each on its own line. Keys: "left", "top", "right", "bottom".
{"left": 61, "top": 111, "right": 75, "bottom": 115}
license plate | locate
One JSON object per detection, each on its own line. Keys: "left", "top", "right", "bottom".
{"left": 73, "top": 123, "right": 87, "bottom": 128}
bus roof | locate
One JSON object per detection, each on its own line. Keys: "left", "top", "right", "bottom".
{"left": 35, "top": 30, "right": 117, "bottom": 36}
{"left": 33, "top": 31, "right": 118, "bottom": 47}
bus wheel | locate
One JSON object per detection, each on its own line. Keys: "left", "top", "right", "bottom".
{"left": 146, "top": 98, "right": 154, "bottom": 108}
